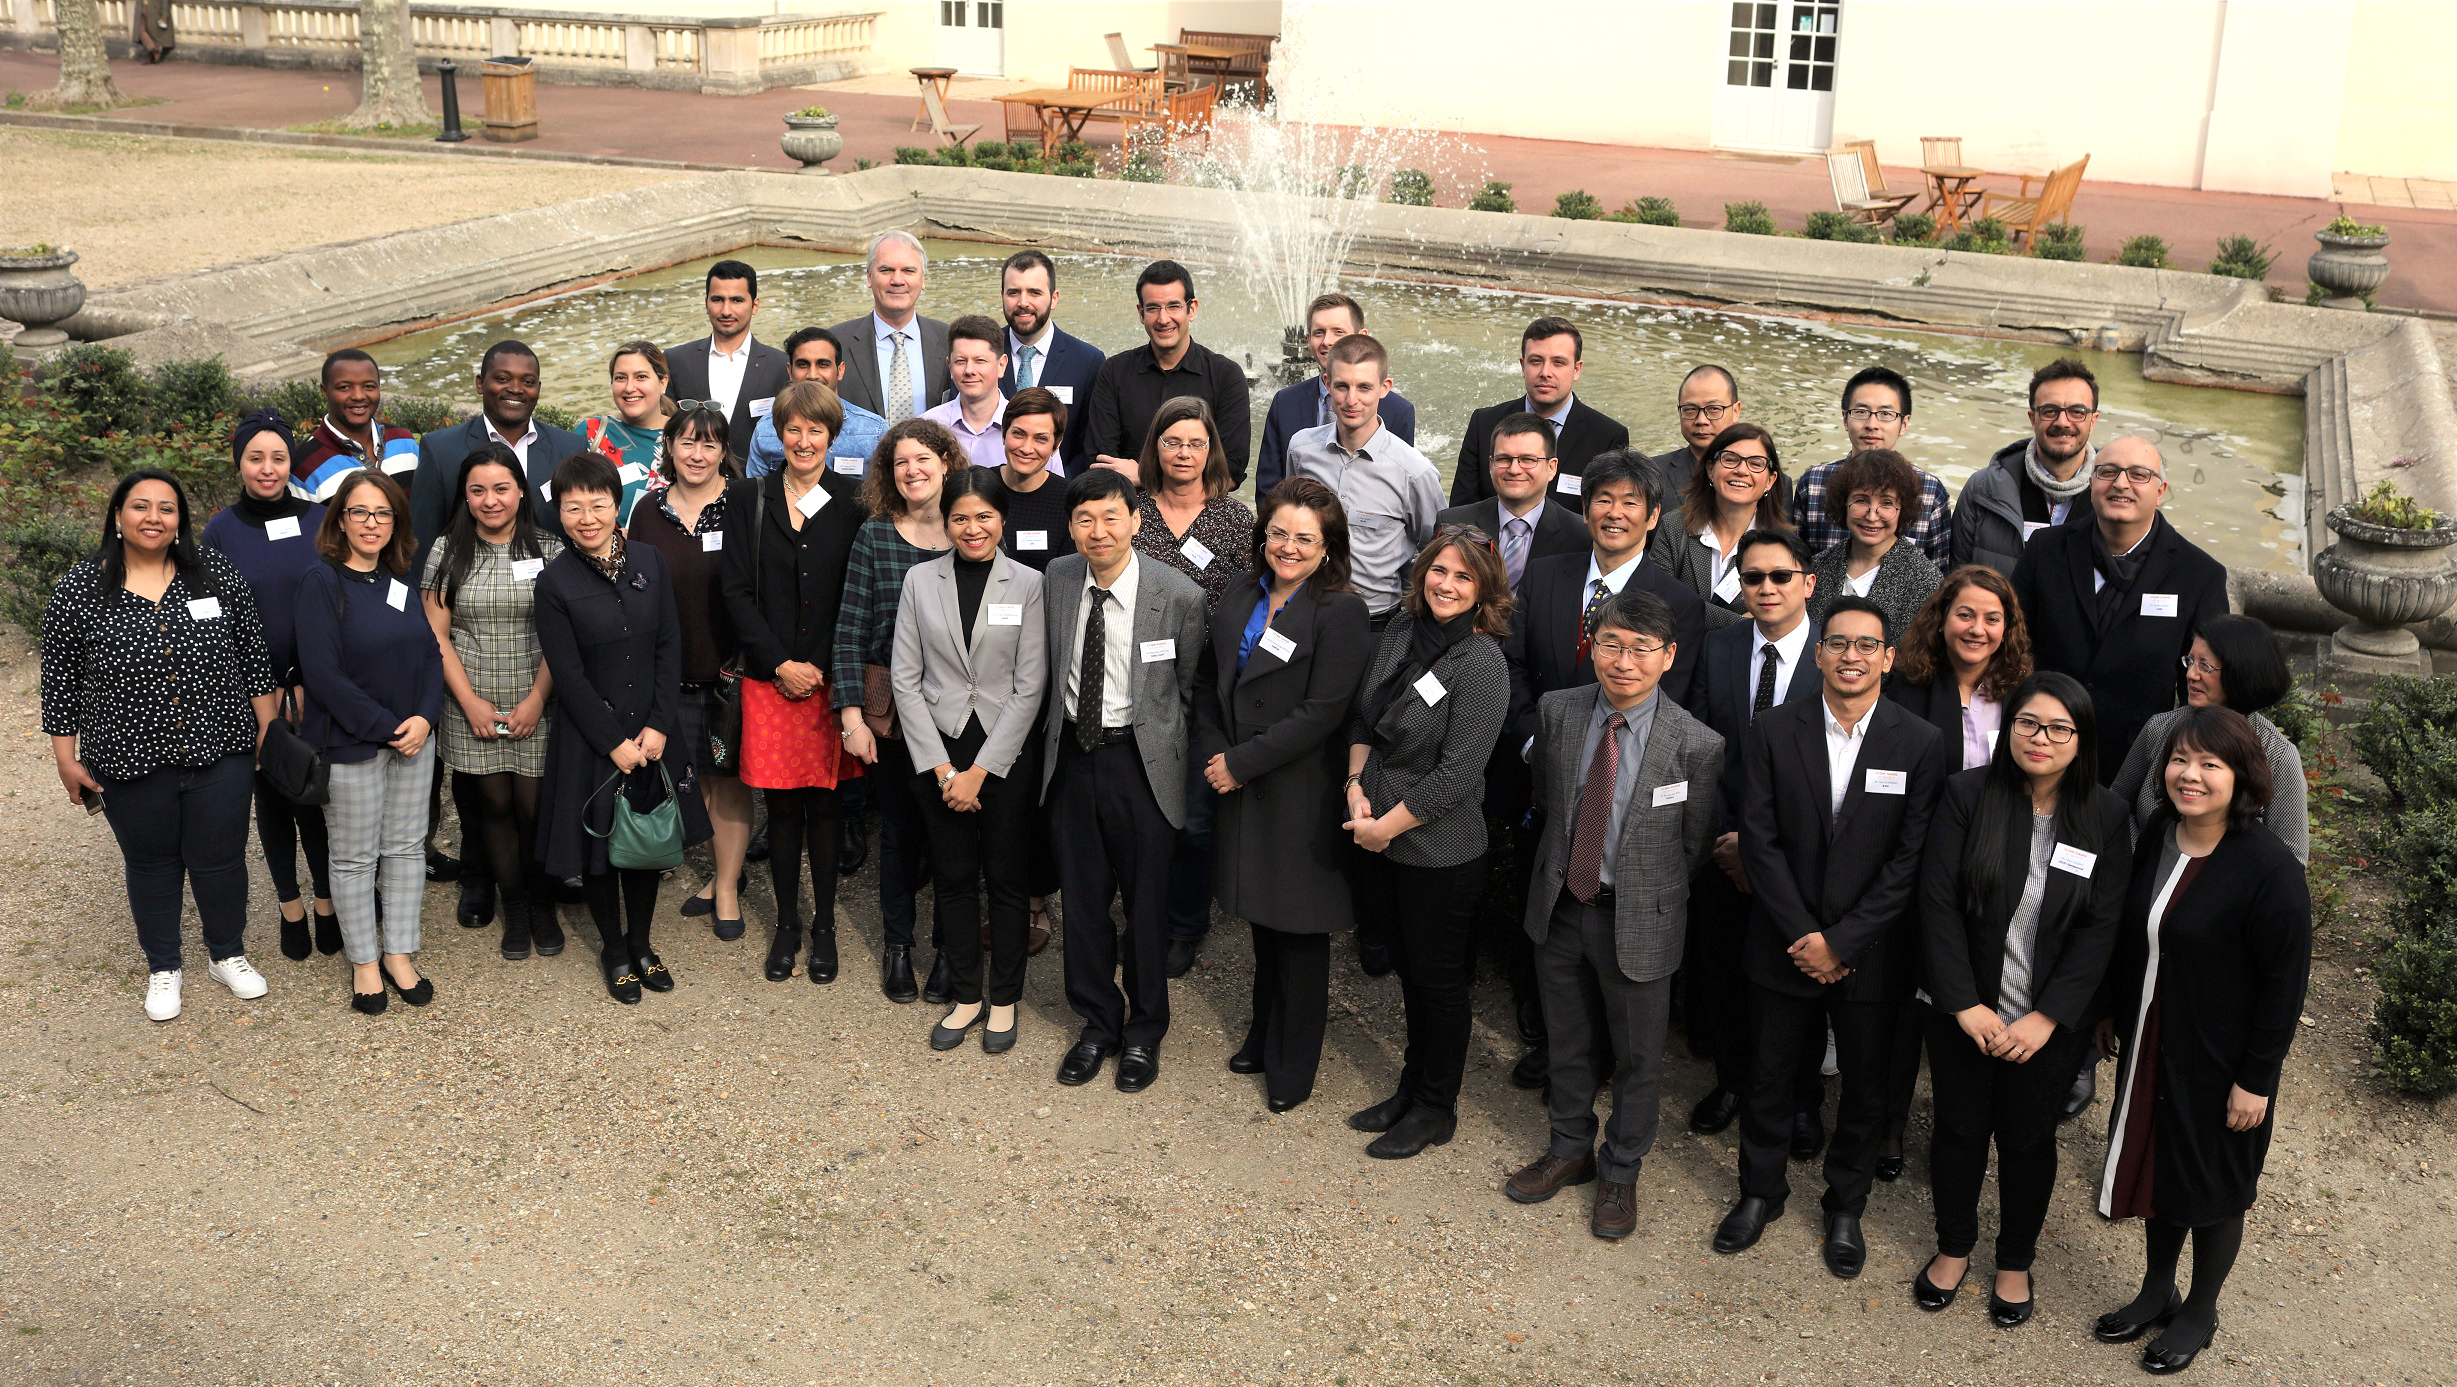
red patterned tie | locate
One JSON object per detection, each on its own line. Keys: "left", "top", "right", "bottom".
{"left": 1566, "top": 710, "right": 1627, "bottom": 903}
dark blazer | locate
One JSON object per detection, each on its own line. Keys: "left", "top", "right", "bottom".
{"left": 827, "top": 313, "right": 951, "bottom": 419}
{"left": 664, "top": 335, "right": 790, "bottom": 464}
{"left": 1885, "top": 671, "right": 1967, "bottom": 746}
{"left": 411, "top": 415, "right": 585, "bottom": 551}
{"left": 1651, "top": 522, "right": 1752, "bottom": 631}
{"left": 1449, "top": 396, "right": 1630, "bottom": 507}
{"left": 1737, "top": 694, "right": 1950, "bottom": 1000}
{"left": 1920, "top": 769, "right": 2131, "bottom": 1026}
{"left": 716, "top": 472, "right": 868, "bottom": 679}
{"left": 997, "top": 324, "right": 1106, "bottom": 463}
{"left": 2011, "top": 514, "right": 2231, "bottom": 783}
{"left": 1434, "top": 496, "right": 1588, "bottom": 571}
{"left": 1647, "top": 444, "right": 1702, "bottom": 506}
{"left": 1691, "top": 618, "right": 1821, "bottom": 832}
{"left": 1504, "top": 552, "right": 1705, "bottom": 760}
{"left": 1255, "top": 379, "right": 1418, "bottom": 497}
{"left": 1194, "top": 577, "right": 1372, "bottom": 934}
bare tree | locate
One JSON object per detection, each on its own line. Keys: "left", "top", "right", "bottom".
{"left": 32, "top": 0, "right": 130, "bottom": 110}
{"left": 345, "top": 0, "right": 431, "bottom": 129}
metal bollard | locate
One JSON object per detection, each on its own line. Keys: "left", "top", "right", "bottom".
{"left": 436, "top": 59, "right": 470, "bottom": 143}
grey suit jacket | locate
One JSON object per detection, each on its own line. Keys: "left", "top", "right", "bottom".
{"left": 1036, "top": 552, "right": 1208, "bottom": 824}
{"left": 827, "top": 313, "right": 951, "bottom": 419}
{"left": 890, "top": 551, "right": 1048, "bottom": 780}
{"left": 1524, "top": 684, "right": 1725, "bottom": 983}
{"left": 1651, "top": 522, "right": 1751, "bottom": 631}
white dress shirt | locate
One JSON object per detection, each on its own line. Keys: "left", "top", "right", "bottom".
{"left": 706, "top": 336, "right": 754, "bottom": 420}
{"left": 1064, "top": 551, "right": 1141, "bottom": 729}
{"left": 1822, "top": 698, "right": 1871, "bottom": 816}
{"left": 483, "top": 415, "right": 535, "bottom": 468}
{"left": 1748, "top": 618, "right": 1814, "bottom": 715}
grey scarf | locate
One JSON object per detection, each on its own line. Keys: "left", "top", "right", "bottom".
{"left": 2024, "top": 439, "right": 2094, "bottom": 501}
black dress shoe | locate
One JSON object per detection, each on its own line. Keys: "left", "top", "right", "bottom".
{"left": 930, "top": 1007, "right": 983, "bottom": 1051}
{"left": 836, "top": 816, "right": 868, "bottom": 874}
{"left": 1267, "top": 1095, "right": 1303, "bottom": 1113}
{"left": 2141, "top": 1317, "right": 2217, "bottom": 1374}
{"left": 530, "top": 904, "right": 565, "bottom": 958}
{"left": 882, "top": 947, "right": 918, "bottom": 1003}
{"left": 384, "top": 970, "right": 434, "bottom": 1007}
{"left": 601, "top": 951, "right": 642, "bottom": 1005}
{"left": 1712, "top": 1195, "right": 1783, "bottom": 1254}
{"left": 1366, "top": 1105, "right": 1455, "bottom": 1159}
{"left": 1790, "top": 1110, "right": 1826, "bottom": 1161}
{"left": 1514, "top": 995, "right": 1545, "bottom": 1044}
{"left": 1056, "top": 1039, "right": 1113, "bottom": 1086}
{"left": 350, "top": 988, "right": 388, "bottom": 1016}
{"left": 1164, "top": 937, "right": 1198, "bottom": 979}
{"left": 982, "top": 1015, "right": 1017, "bottom": 1054}
{"left": 680, "top": 890, "right": 715, "bottom": 918}
{"left": 1510, "top": 1045, "right": 1550, "bottom": 1091}
{"left": 1987, "top": 1273, "right": 2035, "bottom": 1328}
{"left": 764, "top": 925, "right": 802, "bottom": 982}
{"left": 1876, "top": 1152, "right": 1908, "bottom": 1183}
{"left": 1357, "top": 934, "right": 1394, "bottom": 977}
{"left": 1912, "top": 1258, "right": 1961, "bottom": 1311}
{"left": 313, "top": 910, "right": 343, "bottom": 957}
{"left": 1346, "top": 1091, "right": 1413, "bottom": 1133}
{"left": 1689, "top": 1087, "right": 1741, "bottom": 1134}
{"left": 2061, "top": 1061, "right": 2098, "bottom": 1121}
{"left": 807, "top": 927, "right": 838, "bottom": 984}
{"left": 1227, "top": 1040, "right": 1264, "bottom": 1075}
{"left": 278, "top": 913, "right": 311, "bottom": 962}
{"left": 1114, "top": 1045, "right": 1159, "bottom": 1092}
{"left": 745, "top": 823, "right": 771, "bottom": 862}
{"left": 713, "top": 914, "right": 745, "bottom": 942}
{"left": 635, "top": 952, "right": 674, "bottom": 993}
{"left": 2093, "top": 1290, "right": 2182, "bottom": 1344}
{"left": 1821, "top": 1213, "right": 1866, "bottom": 1279}
{"left": 425, "top": 849, "right": 461, "bottom": 883}
{"left": 456, "top": 876, "right": 495, "bottom": 928}
{"left": 920, "top": 950, "right": 952, "bottom": 1003}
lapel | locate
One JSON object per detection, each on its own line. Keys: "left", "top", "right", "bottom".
{"left": 1796, "top": 701, "right": 1839, "bottom": 837}
{"left": 1556, "top": 402, "right": 1587, "bottom": 460}
{"left": 1550, "top": 685, "right": 1602, "bottom": 824}
{"left": 2033, "top": 820, "right": 2082, "bottom": 937}
{"left": 965, "top": 554, "right": 1013, "bottom": 669}
{"left": 1133, "top": 561, "right": 1168, "bottom": 702}
{"left": 843, "top": 320, "right": 881, "bottom": 409}
{"left": 1239, "top": 581, "right": 1309, "bottom": 691}
{"left": 1047, "top": 557, "right": 1083, "bottom": 670}
{"left": 2060, "top": 526, "right": 2099, "bottom": 636}
{"left": 926, "top": 558, "right": 967, "bottom": 675}
{"left": 1829, "top": 699, "right": 1896, "bottom": 842}
{"left": 2126, "top": 521, "right": 2180, "bottom": 622}
{"left": 1622, "top": 704, "right": 1681, "bottom": 855}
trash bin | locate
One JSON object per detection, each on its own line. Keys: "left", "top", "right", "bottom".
{"left": 480, "top": 55, "right": 537, "bottom": 143}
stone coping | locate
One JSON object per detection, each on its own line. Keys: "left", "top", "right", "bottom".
{"left": 43, "top": 163, "right": 2457, "bottom": 645}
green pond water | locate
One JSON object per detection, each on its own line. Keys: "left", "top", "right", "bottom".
{"left": 365, "top": 244, "right": 2305, "bottom": 573}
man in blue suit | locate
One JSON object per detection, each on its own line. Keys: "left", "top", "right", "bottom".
{"left": 409, "top": 339, "right": 585, "bottom": 551}
{"left": 1253, "top": 292, "right": 1416, "bottom": 497}
{"left": 996, "top": 250, "right": 1105, "bottom": 469}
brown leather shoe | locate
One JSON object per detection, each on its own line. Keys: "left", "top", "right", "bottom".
{"left": 1590, "top": 1178, "right": 1638, "bottom": 1240}
{"left": 1504, "top": 1151, "right": 1596, "bottom": 1205}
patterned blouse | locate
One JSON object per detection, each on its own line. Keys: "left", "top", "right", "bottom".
{"left": 1134, "top": 492, "right": 1256, "bottom": 615}
{"left": 40, "top": 550, "right": 276, "bottom": 781}
{"left": 581, "top": 415, "right": 668, "bottom": 526}
{"left": 421, "top": 534, "right": 564, "bottom": 776}
{"left": 833, "top": 513, "right": 951, "bottom": 708}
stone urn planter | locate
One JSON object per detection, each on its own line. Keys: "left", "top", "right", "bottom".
{"left": 2307, "top": 228, "right": 2390, "bottom": 309}
{"left": 780, "top": 111, "right": 843, "bottom": 175}
{"left": 2312, "top": 504, "right": 2457, "bottom": 664}
{"left": 0, "top": 247, "right": 86, "bottom": 352}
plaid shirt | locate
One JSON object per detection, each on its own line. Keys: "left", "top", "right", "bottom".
{"left": 1790, "top": 457, "right": 1954, "bottom": 564}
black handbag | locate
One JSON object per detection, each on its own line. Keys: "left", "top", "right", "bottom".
{"left": 258, "top": 686, "right": 329, "bottom": 806}
{"left": 706, "top": 485, "right": 760, "bottom": 775}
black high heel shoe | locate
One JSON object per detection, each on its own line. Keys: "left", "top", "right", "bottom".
{"left": 764, "top": 925, "right": 801, "bottom": 983}
{"left": 2093, "top": 1289, "right": 2182, "bottom": 1343}
{"left": 1987, "top": 1271, "right": 2034, "bottom": 1328}
{"left": 2140, "top": 1315, "right": 2218, "bottom": 1374}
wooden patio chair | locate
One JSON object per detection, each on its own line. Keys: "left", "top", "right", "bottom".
{"left": 1118, "top": 85, "right": 1220, "bottom": 165}
{"left": 1827, "top": 143, "right": 1914, "bottom": 224}
{"left": 922, "top": 82, "right": 981, "bottom": 151}
{"left": 1920, "top": 136, "right": 1965, "bottom": 167}
{"left": 1851, "top": 141, "right": 1918, "bottom": 218}
{"left": 1103, "top": 32, "right": 1152, "bottom": 73}
{"left": 1181, "top": 28, "right": 1274, "bottom": 105}
{"left": 1067, "top": 67, "right": 1164, "bottom": 130}
{"left": 1151, "top": 42, "right": 1197, "bottom": 93}
{"left": 1977, "top": 154, "right": 2090, "bottom": 245}
{"left": 997, "top": 93, "right": 1044, "bottom": 146}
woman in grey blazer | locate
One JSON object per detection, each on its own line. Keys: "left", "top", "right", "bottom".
{"left": 1805, "top": 448, "right": 1942, "bottom": 642}
{"left": 1651, "top": 422, "right": 1791, "bottom": 631}
{"left": 890, "top": 469, "right": 1048, "bottom": 1054}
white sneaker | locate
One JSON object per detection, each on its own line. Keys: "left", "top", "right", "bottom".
{"left": 143, "top": 969, "right": 183, "bottom": 1022}
{"left": 207, "top": 955, "right": 268, "bottom": 1000}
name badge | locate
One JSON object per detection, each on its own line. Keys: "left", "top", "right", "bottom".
{"left": 1713, "top": 567, "right": 1742, "bottom": 604}
{"left": 749, "top": 396, "right": 775, "bottom": 419}
{"left": 987, "top": 603, "right": 1023, "bottom": 627}
{"left": 831, "top": 456, "right": 864, "bottom": 476}
{"left": 1865, "top": 768, "right": 1907, "bottom": 795}
{"left": 701, "top": 530, "right": 725, "bottom": 552}
{"left": 511, "top": 558, "right": 544, "bottom": 582}
{"left": 2051, "top": 843, "right": 2099, "bottom": 877}
{"left": 1257, "top": 627, "right": 1296, "bottom": 661}
{"left": 265, "top": 516, "right": 301, "bottom": 541}
{"left": 1140, "top": 638, "right": 1176, "bottom": 663}
{"left": 795, "top": 484, "right": 829, "bottom": 518}
{"left": 1556, "top": 472, "right": 1583, "bottom": 497}
{"left": 2021, "top": 520, "right": 2049, "bottom": 542}
{"left": 539, "top": 481, "right": 553, "bottom": 502}
{"left": 1413, "top": 671, "right": 1447, "bottom": 706}
{"left": 617, "top": 461, "right": 648, "bottom": 485}
{"left": 1652, "top": 780, "right": 1689, "bottom": 807}
{"left": 1050, "top": 385, "right": 1074, "bottom": 405}
{"left": 186, "top": 596, "right": 222, "bottom": 620}
{"left": 1016, "top": 530, "right": 1049, "bottom": 552}
{"left": 1181, "top": 535, "right": 1214, "bottom": 570}
{"left": 386, "top": 580, "right": 409, "bottom": 612}
{"left": 2141, "top": 592, "right": 2178, "bottom": 618}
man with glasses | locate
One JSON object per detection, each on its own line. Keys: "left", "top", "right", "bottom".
{"left": 1790, "top": 366, "right": 1953, "bottom": 563}
{"left": 1256, "top": 292, "right": 1419, "bottom": 496}
{"left": 1713, "top": 595, "right": 1948, "bottom": 1281}
{"left": 1450, "top": 316, "right": 1630, "bottom": 508}
{"left": 827, "top": 230, "right": 949, "bottom": 424}
{"left": 746, "top": 327, "right": 889, "bottom": 481}
{"left": 995, "top": 250, "right": 1104, "bottom": 465}
{"left": 1285, "top": 335, "right": 1442, "bottom": 628}
{"left": 1083, "top": 259, "right": 1254, "bottom": 485}
{"left": 1436, "top": 412, "right": 1588, "bottom": 588}
{"left": 1648, "top": 364, "right": 1741, "bottom": 511}
{"left": 665, "top": 259, "right": 789, "bottom": 465}
{"left": 1953, "top": 357, "right": 2103, "bottom": 575}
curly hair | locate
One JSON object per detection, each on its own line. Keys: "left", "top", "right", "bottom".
{"left": 863, "top": 417, "right": 960, "bottom": 517}
{"left": 1894, "top": 564, "right": 2032, "bottom": 701}
{"left": 1822, "top": 447, "right": 1925, "bottom": 533}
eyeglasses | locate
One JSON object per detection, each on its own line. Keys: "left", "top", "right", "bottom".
{"left": 341, "top": 506, "right": 394, "bottom": 524}
{"left": 1157, "top": 436, "right": 1211, "bottom": 454}
{"left": 1137, "top": 300, "right": 1190, "bottom": 317}
{"left": 1738, "top": 568, "right": 1801, "bottom": 587}
{"left": 1676, "top": 401, "right": 1736, "bottom": 422}
{"left": 1432, "top": 522, "right": 1495, "bottom": 554}
{"left": 2181, "top": 654, "right": 2224, "bottom": 676}
{"left": 2031, "top": 403, "right": 2098, "bottom": 423}
{"left": 1844, "top": 406, "right": 1904, "bottom": 424}
{"left": 1264, "top": 527, "right": 1323, "bottom": 551}
{"left": 1712, "top": 451, "right": 1772, "bottom": 475}
{"left": 1818, "top": 635, "right": 1887, "bottom": 656}
{"left": 2011, "top": 713, "right": 2079, "bottom": 744}
{"left": 2092, "top": 464, "right": 2164, "bottom": 486}
{"left": 1490, "top": 452, "right": 1553, "bottom": 472}
{"left": 560, "top": 498, "right": 618, "bottom": 516}
{"left": 1590, "top": 637, "right": 1667, "bottom": 662}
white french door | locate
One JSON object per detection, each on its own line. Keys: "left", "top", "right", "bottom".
{"left": 1712, "top": 0, "right": 1841, "bottom": 154}
{"left": 937, "top": 0, "right": 1005, "bottom": 76}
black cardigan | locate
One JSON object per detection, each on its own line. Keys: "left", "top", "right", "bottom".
{"left": 1919, "top": 768, "right": 2132, "bottom": 1028}
{"left": 717, "top": 471, "right": 867, "bottom": 680}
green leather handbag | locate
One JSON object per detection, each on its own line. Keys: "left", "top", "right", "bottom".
{"left": 585, "top": 764, "right": 684, "bottom": 871}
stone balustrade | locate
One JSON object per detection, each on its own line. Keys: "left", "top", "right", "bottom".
{"left": 1, "top": 0, "right": 881, "bottom": 93}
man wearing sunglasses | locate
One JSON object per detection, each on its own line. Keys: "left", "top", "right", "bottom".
{"left": 1952, "top": 358, "right": 2103, "bottom": 575}
{"left": 665, "top": 259, "right": 789, "bottom": 465}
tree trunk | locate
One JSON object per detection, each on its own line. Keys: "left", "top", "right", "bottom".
{"left": 34, "top": 0, "right": 130, "bottom": 110}
{"left": 345, "top": 0, "right": 431, "bottom": 129}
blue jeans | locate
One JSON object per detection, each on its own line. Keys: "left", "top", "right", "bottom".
{"left": 100, "top": 753, "right": 255, "bottom": 972}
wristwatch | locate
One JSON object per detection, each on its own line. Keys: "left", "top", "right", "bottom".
{"left": 937, "top": 768, "right": 956, "bottom": 789}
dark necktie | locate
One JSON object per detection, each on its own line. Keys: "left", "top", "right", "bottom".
{"left": 1575, "top": 578, "right": 1610, "bottom": 664}
{"left": 1753, "top": 644, "right": 1781, "bottom": 715}
{"left": 1076, "top": 586, "right": 1110, "bottom": 751}
{"left": 1566, "top": 710, "right": 1628, "bottom": 903}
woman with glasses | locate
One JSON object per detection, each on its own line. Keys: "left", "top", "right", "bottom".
{"left": 1655, "top": 422, "right": 1790, "bottom": 629}
{"left": 1914, "top": 672, "right": 2128, "bottom": 1328}
{"left": 1199, "top": 478, "right": 1372, "bottom": 1112}
{"left": 578, "top": 340, "right": 675, "bottom": 525}
{"left": 1804, "top": 448, "right": 1941, "bottom": 641}
{"left": 1344, "top": 526, "right": 1513, "bottom": 1159}
{"left": 2108, "top": 615, "right": 2307, "bottom": 865}
{"left": 2092, "top": 706, "right": 2310, "bottom": 1375}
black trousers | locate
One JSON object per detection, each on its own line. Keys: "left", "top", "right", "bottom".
{"left": 583, "top": 866, "right": 661, "bottom": 958}
{"left": 101, "top": 753, "right": 254, "bottom": 973}
{"left": 1355, "top": 851, "right": 1485, "bottom": 1112}
{"left": 915, "top": 725, "right": 1036, "bottom": 1007}
{"left": 1925, "top": 1008, "right": 2086, "bottom": 1268}
{"left": 1243, "top": 923, "right": 1330, "bottom": 1105}
{"left": 1053, "top": 735, "right": 1177, "bottom": 1049}
{"left": 1738, "top": 980, "right": 1895, "bottom": 1216}
{"left": 1492, "top": 813, "right": 1544, "bottom": 1015}
{"left": 870, "top": 735, "right": 932, "bottom": 951}
{"left": 1687, "top": 867, "right": 1826, "bottom": 1113}
{"left": 253, "top": 768, "right": 331, "bottom": 903}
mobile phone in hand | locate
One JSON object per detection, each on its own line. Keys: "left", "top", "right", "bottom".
{"left": 79, "top": 784, "right": 105, "bottom": 816}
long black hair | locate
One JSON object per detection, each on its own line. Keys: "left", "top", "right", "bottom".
{"left": 1962, "top": 671, "right": 2104, "bottom": 926}
{"left": 433, "top": 443, "right": 545, "bottom": 607}
{"left": 96, "top": 467, "right": 212, "bottom": 599}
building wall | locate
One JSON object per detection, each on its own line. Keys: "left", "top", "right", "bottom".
{"left": 868, "top": 0, "right": 1283, "bottom": 82}
{"left": 2335, "top": 0, "right": 2457, "bottom": 181}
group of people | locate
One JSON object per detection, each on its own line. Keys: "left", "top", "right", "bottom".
{"left": 41, "top": 233, "right": 2312, "bottom": 1374}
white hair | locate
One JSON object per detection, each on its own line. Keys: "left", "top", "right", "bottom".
{"left": 865, "top": 229, "right": 927, "bottom": 272}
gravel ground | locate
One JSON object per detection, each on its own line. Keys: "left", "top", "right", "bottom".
{"left": 0, "top": 631, "right": 2450, "bottom": 1385}
{"left": 0, "top": 129, "right": 686, "bottom": 291}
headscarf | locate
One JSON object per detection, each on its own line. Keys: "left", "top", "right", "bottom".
{"left": 229, "top": 408, "right": 309, "bottom": 525}
{"left": 230, "top": 408, "right": 297, "bottom": 468}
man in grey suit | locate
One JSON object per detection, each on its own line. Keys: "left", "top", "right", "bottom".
{"left": 664, "top": 258, "right": 790, "bottom": 465}
{"left": 827, "top": 230, "right": 949, "bottom": 424}
{"left": 1039, "top": 468, "right": 1208, "bottom": 1095}
{"left": 1434, "top": 411, "right": 1589, "bottom": 590}
{"left": 1503, "top": 588, "right": 1724, "bottom": 1240}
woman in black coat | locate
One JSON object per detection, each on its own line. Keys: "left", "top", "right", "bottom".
{"left": 1913, "top": 672, "right": 2129, "bottom": 1328}
{"left": 536, "top": 452, "right": 711, "bottom": 1005}
{"left": 1196, "top": 477, "right": 1373, "bottom": 1113}
{"left": 2091, "top": 705, "right": 2311, "bottom": 1375}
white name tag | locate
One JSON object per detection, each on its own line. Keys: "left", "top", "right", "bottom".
{"left": 2051, "top": 843, "right": 2099, "bottom": 877}
{"left": 2021, "top": 520, "right": 2049, "bottom": 542}
{"left": 1652, "top": 780, "right": 1689, "bottom": 807}
{"left": 2141, "top": 592, "right": 2178, "bottom": 618}
{"left": 1713, "top": 567, "right": 1742, "bottom": 604}
{"left": 1140, "top": 638, "right": 1176, "bottom": 663}
{"left": 795, "top": 484, "right": 829, "bottom": 518}
{"left": 1050, "top": 385, "right": 1074, "bottom": 405}
{"left": 510, "top": 558, "right": 544, "bottom": 582}
{"left": 1413, "top": 671, "right": 1447, "bottom": 705}
{"left": 1556, "top": 472, "right": 1583, "bottom": 497}
{"left": 987, "top": 603, "right": 1023, "bottom": 627}
{"left": 831, "top": 456, "right": 864, "bottom": 476}
{"left": 1181, "top": 535, "right": 1214, "bottom": 570}
{"left": 749, "top": 396, "right": 775, "bottom": 419}
{"left": 265, "top": 516, "right": 301, "bottom": 541}
{"left": 617, "top": 461, "right": 648, "bottom": 485}
{"left": 539, "top": 481, "right": 553, "bottom": 501}
{"left": 1865, "top": 768, "right": 1907, "bottom": 795}
{"left": 701, "top": 530, "right": 724, "bottom": 552}
{"left": 1257, "top": 627, "right": 1296, "bottom": 661}
{"left": 1016, "top": 530, "right": 1049, "bottom": 552}
{"left": 386, "top": 579, "right": 409, "bottom": 612}
{"left": 186, "top": 596, "right": 222, "bottom": 620}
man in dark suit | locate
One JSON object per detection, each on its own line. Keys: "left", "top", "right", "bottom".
{"left": 827, "top": 230, "right": 948, "bottom": 424}
{"left": 663, "top": 258, "right": 790, "bottom": 466}
{"left": 1450, "top": 315, "right": 1630, "bottom": 507}
{"left": 1255, "top": 292, "right": 1418, "bottom": 496}
{"left": 1082, "top": 259, "right": 1253, "bottom": 486}
{"left": 996, "top": 249, "right": 1105, "bottom": 466}
{"left": 1436, "top": 411, "right": 1587, "bottom": 590}
{"left": 1647, "top": 363, "right": 1742, "bottom": 511}
{"left": 410, "top": 338, "right": 584, "bottom": 551}
{"left": 1713, "top": 596, "right": 1949, "bottom": 1281}
{"left": 2013, "top": 436, "right": 2230, "bottom": 785}
{"left": 1501, "top": 589, "right": 1724, "bottom": 1240}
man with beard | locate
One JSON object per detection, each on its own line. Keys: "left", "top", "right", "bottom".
{"left": 996, "top": 250, "right": 1104, "bottom": 467}
{"left": 1952, "top": 359, "right": 2101, "bottom": 576}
